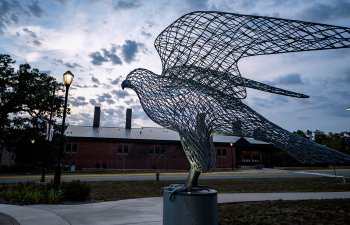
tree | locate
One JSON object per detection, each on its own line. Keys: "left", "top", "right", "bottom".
{"left": 293, "top": 129, "right": 350, "bottom": 157}
{"left": 293, "top": 130, "right": 308, "bottom": 139}
{"left": 0, "top": 54, "right": 69, "bottom": 168}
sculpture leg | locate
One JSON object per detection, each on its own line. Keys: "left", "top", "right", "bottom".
{"left": 184, "top": 167, "right": 201, "bottom": 190}
{"left": 162, "top": 167, "right": 210, "bottom": 201}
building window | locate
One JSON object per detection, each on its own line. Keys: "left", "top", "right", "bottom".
{"left": 243, "top": 151, "right": 250, "bottom": 162}
{"left": 71, "top": 165, "right": 76, "bottom": 171}
{"left": 161, "top": 147, "right": 165, "bottom": 155}
{"left": 222, "top": 149, "right": 226, "bottom": 157}
{"left": 117, "top": 146, "right": 122, "bottom": 154}
{"left": 217, "top": 149, "right": 221, "bottom": 157}
{"left": 95, "top": 163, "right": 100, "bottom": 168}
{"left": 72, "top": 144, "right": 77, "bottom": 153}
{"left": 155, "top": 147, "right": 160, "bottom": 155}
{"left": 102, "top": 163, "right": 107, "bottom": 169}
{"left": 64, "top": 165, "right": 69, "bottom": 171}
{"left": 149, "top": 147, "right": 154, "bottom": 155}
{"left": 66, "top": 144, "right": 71, "bottom": 152}
{"left": 124, "top": 146, "right": 128, "bottom": 154}
{"left": 252, "top": 151, "right": 259, "bottom": 163}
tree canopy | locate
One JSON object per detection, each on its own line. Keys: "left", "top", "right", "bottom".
{"left": 0, "top": 54, "right": 69, "bottom": 167}
{"left": 293, "top": 130, "right": 350, "bottom": 156}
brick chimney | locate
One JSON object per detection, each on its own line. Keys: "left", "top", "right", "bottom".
{"left": 93, "top": 106, "right": 101, "bottom": 127}
{"left": 126, "top": 108, "right": 132, "bottom": 129}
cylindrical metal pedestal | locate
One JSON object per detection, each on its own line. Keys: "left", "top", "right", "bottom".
{"left": 163, "top": 189, "right": 218, "bottom": 225}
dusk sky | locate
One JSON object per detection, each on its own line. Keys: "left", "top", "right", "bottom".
{"left": 1, "top": 0, "right": 349, "bottom": 133}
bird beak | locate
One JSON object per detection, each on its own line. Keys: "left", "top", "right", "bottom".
{"left": 122, "top": 79, "right": 132, "bottom": 90}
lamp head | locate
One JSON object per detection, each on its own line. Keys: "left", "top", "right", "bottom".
{"left": 63, "top": 71, "right": 74, "bottom": 86}
{"left": 347, "top": 107, "right": 350, "bottom": 110}
{"left": 230, "top": 143, "right": 233, "bottom": 146}
{"left": 31, "top": 139, "right": 35, "bottom": 144}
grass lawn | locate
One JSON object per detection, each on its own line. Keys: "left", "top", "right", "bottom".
{"left": 88, "top": 177, "right": 350, "bottom": 201}
{"left": 1, "top": 177, "right": 350, "bottom": 224}
{"left": 0, "top": 169, "right": 241, "bottom": 176}
{"left": 87, "top": 177, "right": 350, "bottom": 224}
{"left": 218, "top": 199, "right": 350, "bottom": 225}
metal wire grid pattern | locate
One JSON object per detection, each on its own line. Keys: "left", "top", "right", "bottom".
{"left": 155, "top": 11, "right": 350, "bottom": 99}
{"left": 123, "top": 11, "right": 350, "bottom": 172}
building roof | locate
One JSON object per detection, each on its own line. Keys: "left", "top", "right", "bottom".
{"left": 65, "top": 126, "right": 271, "bottom": 146}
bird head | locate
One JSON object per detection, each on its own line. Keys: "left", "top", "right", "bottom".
{"left": 121, "top": 69, "right": 144, "bottom": 90}
{"left": 122, "top": 68, "right": 159, "bottom": 92}
{"left": 121, "top": 79, "right": 133, "bottom": 90}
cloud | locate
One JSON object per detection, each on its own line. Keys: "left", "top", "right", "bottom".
{"left": 97, "top": 93, "right": 115, "bottom": 105}
{"left": 141, "top": 31, "right": 152, "bottom": 38}
{"left": 89, "top": 99, "right": 98, "bottom": 106}
{"left": 145, "top": 21, "right": 157, "bottom": 28}
{"left": 185, "top": 0, "right": 208, "bottom": 10}
{"left": 33, "top": 40, "right": 42, "bottom": 47}
{"left": 124, "top": 98, "right": 135, "bottom": 105}
{"left": 52, "top": 59, "right": 63, "bottom": 65}
{"left": 51, "top": 58, "right": 82, "bottom": 69}
{"left": 105, "top": 108, "right": 118, "bottom": 116}
{"left": 69, "top": 96, "right": 89, "bottom": 107}
{"left": 89, "top": 42, "right": 146, "bottom": 66}
{"left": 40, "top": 70, "right": 52, "bottom": 75}
{"left": 91, "top": 77, "right": 100, "bottom": 84}
{"left": 22, "top": 28, "right": 36, "bottom": 38}
{"left": 121, "top": 40, "right": 147, "bottom": 64}
{"left": 10, "top": 13, "right": 19, "bottom": 24}
{"left": 263, "top": 73, "right": 305, "bottom": 86}
{"left": 52, "top": 0, "right": 66, "bottom": 6}
{"left": 108, "top": 76, "right": 122, "bottom": 85}
{"left": 114, "top": 0, "right": 142, "bottom": 11}
{"left": 89, "top": 51, "right": 108, "bottom": 66}
{"left": 251, "top": 95, "right": 289, "bottom": 108}
{"left": 105, "top": 68, "right": 114, "bottom": 74}
{"left": 131, "top": 105, "right": 149, "bottom": 120}
{"left": 64, "top": 62, "right": 81, "bottom": 68}
{"left": 28, "top": 0, "right": 45, "bottom": 18}
{"left": 0, "top": 0, "right": 25, "bottom": 35}
{"left": 296, "top": 0, "right": 350, "bottom": 22}
{"left": 89, "top": 45, "right": 122, "bottom": 66}
{"left": 101, "top": 45, "right": 122, "bottom": 65}
{"left": 112, "top": 90, "right": 130, "bottom": 99}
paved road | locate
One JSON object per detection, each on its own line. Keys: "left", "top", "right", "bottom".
{"left": 1, "top": 169, "right": 349, "bottom": 183}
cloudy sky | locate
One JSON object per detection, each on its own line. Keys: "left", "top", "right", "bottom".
{"left": 0, "top": 0, "right": 349, "bottom": 133}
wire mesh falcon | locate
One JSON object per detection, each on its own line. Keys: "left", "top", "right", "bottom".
{"left": 122, "top": 11, "right": 350, "bottom": 193}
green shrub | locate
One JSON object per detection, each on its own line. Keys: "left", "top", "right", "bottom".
{"left": 0, "top": 180, "right": 90, "bottom": 204}
{"left": 61, "top": 180, "right": 91, "bottom": 201}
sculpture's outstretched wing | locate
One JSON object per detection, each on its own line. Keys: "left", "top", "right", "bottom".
{"left": 167, "top": 66, "right": 309, "bottom": 98}
{"left": 155, "top": 11, "right": 350, "bottom": 99}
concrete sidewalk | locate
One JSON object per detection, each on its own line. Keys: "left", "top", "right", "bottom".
{"left": 1, "top": 192, "right": 350, "bottom": 225}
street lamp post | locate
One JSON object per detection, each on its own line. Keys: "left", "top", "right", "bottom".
{"left": 40, "top": 85, "right": 56, "bottom": 183}
{"left": 54, "top": 71, "right": 74, "bottom": 191}
{"left": 230, "top": 142, "right": 233, "bottom": 171}
{"left": 28, "top": 139, "right": 35, "bottom": 174}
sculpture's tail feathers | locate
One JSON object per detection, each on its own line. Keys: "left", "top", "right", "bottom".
{"left": 253, "top": 127, "right": 350, "bottom": 164}
{"left": 241, "top": 77, "right": 309, "bottom": 98}
{"left": 217, "top": 100, "right": 350, "bottom": 165}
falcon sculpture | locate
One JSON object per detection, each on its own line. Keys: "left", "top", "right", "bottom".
{"left": 122, "top": 11, "right": 350, "bottom": 193}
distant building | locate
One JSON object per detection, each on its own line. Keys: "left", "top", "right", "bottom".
{"left": 63, "top": 107, "right": 275, "bottom": 171}
{"left": 0, "top": 145, "right": 15, "bottom": 166}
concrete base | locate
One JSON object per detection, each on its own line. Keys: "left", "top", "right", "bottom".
{"left": 163, "top": 189, "right": 218, "bottom": 225}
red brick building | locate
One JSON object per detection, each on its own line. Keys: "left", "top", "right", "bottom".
{"left": 63, "top": 107, "right": 274, "bottom": 171}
